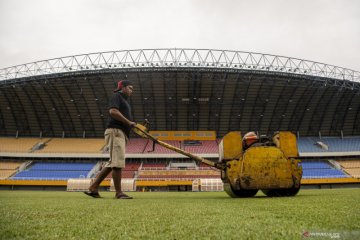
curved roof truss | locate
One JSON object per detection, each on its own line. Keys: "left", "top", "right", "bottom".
{"left": 1, "top": 48, "right": 359, "bottom": 84}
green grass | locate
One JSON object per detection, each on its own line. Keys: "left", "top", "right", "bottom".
{"left": 0, "top": 189, "right": 360, "bottom": 239}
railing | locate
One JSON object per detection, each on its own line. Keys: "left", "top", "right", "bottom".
{"left": 1, "top": 48, "right": 359, "bottom": 83}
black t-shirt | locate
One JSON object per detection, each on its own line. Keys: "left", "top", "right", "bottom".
{"left": 106, "top": 92, "right": 133, "bottom": 137}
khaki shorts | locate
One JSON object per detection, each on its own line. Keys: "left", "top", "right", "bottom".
{"left": 104, "top": 128, "right": 128, "bottom": 168}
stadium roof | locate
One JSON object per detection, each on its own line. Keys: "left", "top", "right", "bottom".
{"left": 0, "top": 48, "right": 359, "bottom": 137}
{"left": 1, "top": 49, "right": 359, "bottom": 84}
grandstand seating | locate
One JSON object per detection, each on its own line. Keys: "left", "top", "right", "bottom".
{"left": 138, "top": 169, "right": 220, "bottom": 180}
{"left": 0, "top": 162, "right": 22, "bottom": 170}
{"left": 337, "top": 160, "right": 360, "bottom": 178}
{"left": 36, "top": 138, "right": 104, "bottom": 153}
{"left": 298, "top": 137, "right": 360, "bottom": 153}
{"left": 199, "top": 162, "right": 213, "bottom": 169}
{"left": 0, "top": 137, "right": 47, "bottom": 153}
{"left": 11, "top": 162, "right": 95, "bottom": 180}
{"left": 338, "top": 160, "right": 360, "bottom": 168}
{"left": 301, "top": 161, "right": 349, "bottom": 179}
{"left": 142, "top": 162, "right": 167, "bottom": 169}
{"left": 126, "top": 138, "right": 148, "bottom": 153}
{"left": 183, "top": 141, "right": 219, "bottom": 153}
{"left": 104, "top": 161, "right": 142, "bottom": 179}
{"left": 0, "top": 170, "right": 17, "bottom": 179}
{"left": 0, "top": 161, "right": 22, "bottom": 179}
{"left": 144, "top": 140, "right": 181, "bottom": 154}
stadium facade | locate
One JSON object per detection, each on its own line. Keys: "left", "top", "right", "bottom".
{"left": 1, "top": 49, "right": 360, "bottom": 191}
{"left": 0, "top": 48, "right": 359, "bottom": 138}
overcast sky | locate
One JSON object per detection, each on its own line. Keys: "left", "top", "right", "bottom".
{"left": 0, "top": 0, "right": 359, "bottom": 71}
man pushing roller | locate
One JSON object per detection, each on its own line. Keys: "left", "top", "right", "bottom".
{"left": 84, "top": 80, "right": 135, "bottom": 199}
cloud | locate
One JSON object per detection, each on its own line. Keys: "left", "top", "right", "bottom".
{"left": 0, "top": 0, "right": 359, "bottom": 71}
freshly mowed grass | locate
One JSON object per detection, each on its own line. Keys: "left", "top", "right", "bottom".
{"left": 0, "top": 189, "right": 360, "bottom": 240}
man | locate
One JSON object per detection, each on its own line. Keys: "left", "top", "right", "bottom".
{"left": 84, "top": 80, "right": 135, "bottom": 199}
{"left": 242, "top": 131, "right": 259, "bottom": 150}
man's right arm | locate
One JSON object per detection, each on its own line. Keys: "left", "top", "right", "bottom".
{"left": 109, "top": 108, "right": 135, "bottom": 127}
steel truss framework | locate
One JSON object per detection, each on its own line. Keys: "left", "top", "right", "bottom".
{"left": 1, "top": 49, "right": 359, "bottom": 89}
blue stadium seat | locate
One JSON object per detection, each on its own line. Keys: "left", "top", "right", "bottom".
{"left": 301, "top": 161, "right": 332, "bottom": 169}
{"left": 30, "top": 162, "right": 94, "bottom": 171}
{"left": 302, "top": 169, "right": 349, "bottom": 179}
{"left": 11, "top": 162, "right": 95, "bottom": 180}
{"left": 301, "top": 161, "right": 349, "bottom": 179}
{"left": 298, "top": 137, "right": 360, "bottom": 153}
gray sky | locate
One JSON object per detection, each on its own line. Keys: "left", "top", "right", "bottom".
{"left": 0, "top": 0, "right": 359, "bottom": 70}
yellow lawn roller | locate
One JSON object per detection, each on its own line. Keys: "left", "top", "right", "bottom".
{"left": 132, "top": 122, "right": 302, "bottom": 197}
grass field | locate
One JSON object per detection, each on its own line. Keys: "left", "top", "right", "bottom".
{"left": 1, "top": 189, "right": 360, "bottom": 240}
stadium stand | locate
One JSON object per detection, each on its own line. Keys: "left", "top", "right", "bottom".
{"left": 0, "top": 138, "right": 48, "bottom": 153}
{"left": 183, "top": 140, "right": 219, "bottom": 153}
{"left": 138, "top": 169, "right": 220, "bottom": 180}
{"left": 298, "top": 137, "right": 360, "bottom": 153}
{"left": 36, "top": 138, "right": 104, "bottom": 153}
{"left": 199, "top": 162, "right": 213, "bottom": 169}
{"left": 126, "top": 138, "right": 149, "bottom": 153}
{"left": 170, "top": 160, "right": 197, "bottom": 169}
{"left": 301, "top": 161, "right": 350, "bottom": 179}
{"left": 0, "top": 161, "right": 22, "bottom": 179}
{"left": 142, "top": 162, "right": 167, "bottom": 169}
{"left": 144, "top": 140, "right": 181, "bottom": 154}
{"left": 11, "top": 162, "right": 95, "bottom": 180}
{"left": 337, "top": 160, "right": 360, "bottom": 178}
{"left": 104, "top": 161, "right": 142, "bottom": 179}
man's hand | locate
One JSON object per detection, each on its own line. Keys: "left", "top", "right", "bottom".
{"left": 129, "top": 121, "right": 136, "bottom": 127}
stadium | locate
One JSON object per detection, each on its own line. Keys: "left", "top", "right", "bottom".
{"left": 1, "top": 48, "right": 360, "bottom": 239}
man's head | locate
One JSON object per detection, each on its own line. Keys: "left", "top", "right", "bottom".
{"left": 114, "top": 80, "right": 134, "bottom": 97}
{"left": 242, "top": 131, "right": 259, "bottom": 148}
